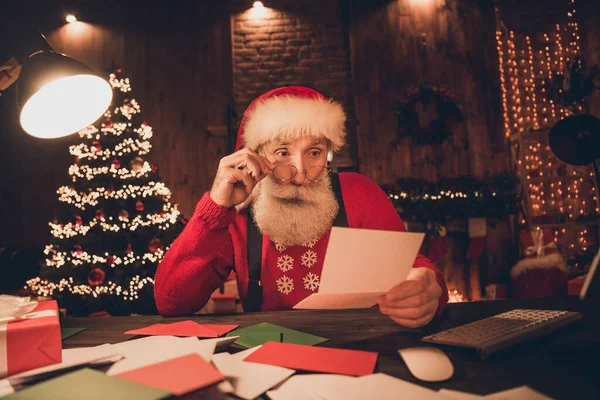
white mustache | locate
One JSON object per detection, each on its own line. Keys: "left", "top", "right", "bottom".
{"left": 265, "top": 178, "right": 325, "bottom": 202}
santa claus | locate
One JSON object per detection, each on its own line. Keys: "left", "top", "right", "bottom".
{"left": 155, "top": 86, "right": 448, "bottom": 328}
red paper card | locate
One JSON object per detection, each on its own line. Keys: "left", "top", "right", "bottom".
{"left": 115, "top": 353, "right": 223, "bottom": 395}
{"left": 243, "top": 341, "right": 378, "bottom": 376}
{"left": 125, "top": 320, "right": 238, "bottom": 338}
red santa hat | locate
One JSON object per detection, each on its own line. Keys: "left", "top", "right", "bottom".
{"left": 235, "top": 86, "right": 346, "bottom": 152}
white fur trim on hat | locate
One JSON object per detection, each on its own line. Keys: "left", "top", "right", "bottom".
{"left": 242, "top": 95, "right": 346, "bottom": 151}
{"left": 510, "top": 253, "right": 568, "bottom": 279}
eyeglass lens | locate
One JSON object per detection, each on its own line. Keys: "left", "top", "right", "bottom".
{"left": 272, "top": 165, "right": 328, "bottom": 182}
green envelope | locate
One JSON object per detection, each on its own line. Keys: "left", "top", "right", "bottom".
{"left": 226, "top": 322, "right": 328, "bottom": 348}
{"left": 6, "top": 368, "right": 171, "bottom": 400}
{"left": 61, "top": 327, "right": 87, "bottom": 341}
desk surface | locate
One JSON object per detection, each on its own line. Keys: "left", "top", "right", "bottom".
{"left": 62, "top": 296, "right": 600, "bottom": 399}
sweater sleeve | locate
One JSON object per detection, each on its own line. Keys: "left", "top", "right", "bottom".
{"left": 340, "top": 173, "right": 449, "bottom": 317}
{"left": 154, "top": 192, "right": 236, "bottom": 316}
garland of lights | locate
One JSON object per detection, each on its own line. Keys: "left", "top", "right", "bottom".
{"left": 69, "top": 162, "right": 153, "bottom": 181}
{"left": 27, "top": 276, "right": 155, "bottom": 301}
{"left": 44, "top": 246, "right": 169, "bottom": 269}
{"left": 50, "top": 206, "right": 180, "bottom": 238}
{"left": 70, "top": 137, "right": 152, "bottom": 160}
{"left": 382, "top": 174, "right": 519, "bottom": 223}
{"left": 58, "top": 182, "right": 173, "bottom": 209}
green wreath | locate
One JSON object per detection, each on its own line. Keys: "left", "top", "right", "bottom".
{"left": 395, "top": 81, "right": 465, "bottom": 146}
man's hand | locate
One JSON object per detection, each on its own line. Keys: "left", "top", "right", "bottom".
{"left": 378, "top": 267, "right": 443, "bottom": 328}
{"left": 210, "top": 148, "right": 275, "bottom": 209}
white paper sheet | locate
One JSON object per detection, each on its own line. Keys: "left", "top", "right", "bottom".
{"left": 294, "top": 227, "right": 424, "bottom": 310}
{"left": 0, "top": 379, "right": 14, "bottom": 398}
{"left": 217, "top": 379, "right": 235, "bottom": 394}
{"left": 293, "top": 293, "right": 384, "bottom": 310}
{"left": 485, "top": 386, "right": 555, "bottom": 400}
{"left": 212, "top": 353, "right": 295, "bottom": 400}
{"left": 266, "top": 374, "right": 355, "bottom": 400}
{"left": 211, "top": 335, "right": 239, "bottom": 352}
{"left": 106, "top": 336, "right": 216, "bottom": 375}
{"left": 312, "top": 373, "right": 440, "bottom": 400}
{"left": 229, "top": 345, "right": 262, "bottom": 362}
{"left": 438, "top": 389, "right": 487, "bottom": 399}
{"left": 7, "top": 344, "right": 123, "bottom": 386}
{"left": 439, "top": 385, "right": 555, "bottom": 400}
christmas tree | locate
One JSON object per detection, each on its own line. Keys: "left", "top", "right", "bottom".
{"left": 27, "top": 70, "right": 186, "bottom": 316}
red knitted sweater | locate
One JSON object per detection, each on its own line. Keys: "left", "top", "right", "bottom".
{"left": 155, "top": 172, "right": 449, "bottom": 316}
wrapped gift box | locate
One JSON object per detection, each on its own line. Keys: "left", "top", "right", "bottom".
{"left": 1, "top": 300, "right": 62, "bottom": 378}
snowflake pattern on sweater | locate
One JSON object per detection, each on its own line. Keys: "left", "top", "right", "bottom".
{"left": 301, "top": 250, "right": 317, "bottom": 268}
{"left": 261, "top": 235, "right": 325, "bottom": 310}
{"left": 276, "top": 275, "right": 295, "bottom": 295}
{"left": 303, "top": 272, "right": 320, "bottom": 291}
{"left": 277, "top": 255, "right": 294, "bottom": 272}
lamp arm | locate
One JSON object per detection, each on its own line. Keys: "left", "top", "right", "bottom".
{"left": 0, "top": 57, "right": 23, "bottom": 92}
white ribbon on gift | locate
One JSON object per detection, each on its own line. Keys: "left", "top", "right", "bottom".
{"left": 0, "top": 324, "right": 6, "bottom": 378}
{"left": 525, "top": 229, "right": 557, "bottom": 257}
{"left": 0, "top": 297, "right": 57, "bottom": 378}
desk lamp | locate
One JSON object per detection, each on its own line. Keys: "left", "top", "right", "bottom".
{"left": 0, "top": 32, "right": 112, "bottom": 139}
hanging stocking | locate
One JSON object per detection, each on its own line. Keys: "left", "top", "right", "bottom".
{"left": 466, "top": 217, "right": 486, "bottom": 262}
{"left": 427, "top": 225, "right": 448, "bottom": 264}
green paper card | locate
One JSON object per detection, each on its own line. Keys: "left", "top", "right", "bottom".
{"left": 61, "top": 327, "right": 87, "bottom": 341}
{"left": 226, "top": 322, "right": 328, "bottom": 348}
{"left": 6, "top": 368, "right": 171, "bottom": 400}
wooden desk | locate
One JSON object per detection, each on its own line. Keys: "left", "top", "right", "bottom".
{"left": 62, "top": 296, "right": 600, "bottom": 399}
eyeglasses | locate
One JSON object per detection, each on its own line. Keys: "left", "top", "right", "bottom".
{"left": 271, "top": 165, "right": 330, "bottom": 183}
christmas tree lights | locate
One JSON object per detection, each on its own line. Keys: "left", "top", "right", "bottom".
{"left": 26, "top": 70, "right": 186, "bottom": 316}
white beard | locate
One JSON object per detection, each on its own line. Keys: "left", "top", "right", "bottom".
{"left": 251, "top": 175, "right": 339, "bottom": 247}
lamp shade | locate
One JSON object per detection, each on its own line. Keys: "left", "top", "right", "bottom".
{"left": 17, "top": 51, "right": 112, "bottom": 139}
{"left": 548, "top": 114, "right": 600, "bottom": 166}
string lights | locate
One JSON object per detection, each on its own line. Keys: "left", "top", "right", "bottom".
{"left": 49, "top": 206, "right": 179, "bottom": 238}
{"left": 57, "top": 182, "right": 173, "bottom": 209}
{"left": 27, "top": 276, "right": 155, "bottom": 301}
{"left": 68, "top": 162, "right": 153, "bottom": 181}
{"left": 496, "top": 2, "right": 599, "bottom": 265}
{"left": 43, "top": 246, "right": 168, "bottom": 269}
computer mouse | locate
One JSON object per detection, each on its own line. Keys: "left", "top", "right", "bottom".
{"left": 397, "top": 346, "right": 454, "bottom": 382}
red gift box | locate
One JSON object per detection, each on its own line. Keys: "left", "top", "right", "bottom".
{"left": 0, "top": 300, "right": 62, "bottom": 378}
{"left": 519, "top": 228, "right": 559, "bottom": 258}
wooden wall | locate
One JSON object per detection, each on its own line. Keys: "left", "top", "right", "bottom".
{"left": 579, "top": 0, "right": 600, "bottom": 118}
{"left": 0, "top": 1, "right": 232, "bottom": 247}
{"left": 348, "top": 0, "right": 513, "bottom": 298}
{"left": 348, "top": 0, "right": 509, "bottom": 184}
{"left": 230, "top": 0, "right": 358, "bottom": 169}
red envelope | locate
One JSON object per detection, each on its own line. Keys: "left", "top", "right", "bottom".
{"left": 115, "top": 353, "right": 224, "bottom": 395}
{"left": 3, "top": 300, "right": 62, "bottom": 377}
{"left": 125, "top": 320, "right": 238, "bottom": 338}
{"left": 243, "top": 341, "right": 378, "bottom": 376}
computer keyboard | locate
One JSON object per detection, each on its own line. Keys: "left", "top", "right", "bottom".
{"left": 422, "top": 309, "right": 583, "bottom": 359}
